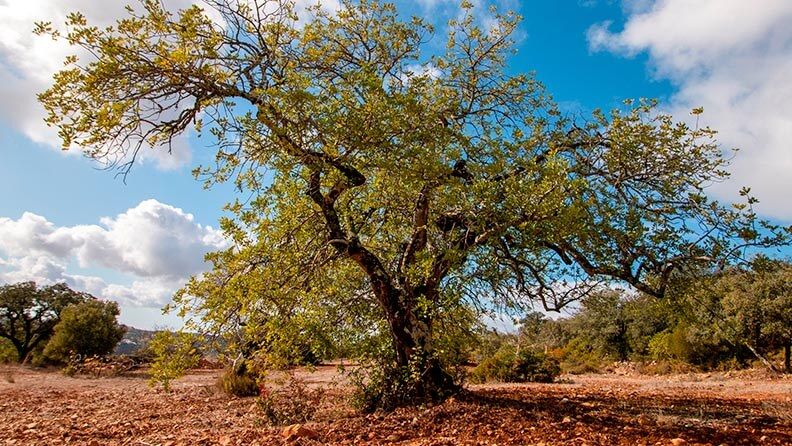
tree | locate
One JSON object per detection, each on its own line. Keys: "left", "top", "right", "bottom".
{"left": 719, "top": 258, "right": 792, "bottom": 372}
{"left": 37, "top": 0, "right": 790, "bottom": 406}
{"left": 0, "top": 282, "right": 93, "bottom": 362}
{"left": 43, "top": 300, "right": 126, "bottom": 363}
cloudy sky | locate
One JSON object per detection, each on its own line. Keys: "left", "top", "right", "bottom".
{"left": 1, "top": 0, "right": 790, "bottom": 329}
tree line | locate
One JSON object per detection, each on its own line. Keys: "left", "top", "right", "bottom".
{"left": 499, "top": 257, "right": 792, "bottom": 375}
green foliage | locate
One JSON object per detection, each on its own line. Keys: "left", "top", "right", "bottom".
{"left": 556, "top": 337, "right": 607, "bottom": 375}
{"left": 350, "top": 362, "right": 420, "bottom": 413}
{"left": 0, "top": 338, "right": 17, "bottom": 363}
{"left": 38, "top": 0, "right": 791, "bottom": 406}
{"left": 43, "top": 300, "right": 126, "bottom": 363}
{"left": 0, "top": 282, "right": 93, "bottom": 362}
{"left": 148, "top": 331, "right": 201, "bottom": 391}
{"left": 470, "top": 343, "right": 560, "bottom": 384}
{"left": 718, "top": 258, "right": 792, "bottom": 370}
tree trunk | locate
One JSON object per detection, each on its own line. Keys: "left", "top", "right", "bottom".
{"left": 785, "top": 343, "right": 791, "bottom": 373}
{"left": 376, "top": 287, "right": 459, "bottom": 407}
{"left": 744, "top": 342, "right": 779, "bottom": 374}
{"left": 8, "top": 338, "right": 27, "bottom": 364}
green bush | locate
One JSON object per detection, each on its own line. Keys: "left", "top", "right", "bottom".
{"left": 218, "top": 367, "right": 260, "bottom": 397}
{"left": 0, "top": 339, "right": 17, "bottom": 363}
{"left": 512, "top": 349, "right": 561, "bottom": 383}
{"left": 557, "top": 337, "right": 607, "bottom": 374}
{"left": 43, "top": 300, "right": 126, "bottom": 363}
{"left": 470, "top": 344, "right": 560, "bottom": 384}
{"left": 648, "top": 331, "right": 674, "bottom": 360}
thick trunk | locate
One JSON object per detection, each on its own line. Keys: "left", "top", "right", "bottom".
{"left": 8, "top": 338, "right": 27, "bottom": 364}
{"left": 377, "top": 287, "right": 459, "bottom": 405}
{"left": 785, "top": 343, "right": 791, "bottom": 373}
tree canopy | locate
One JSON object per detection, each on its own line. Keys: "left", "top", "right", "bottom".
{"left": 43, "top": 299, "right": 127, "bottom": 363}
{"left": 718, "top": 258, "right": 792, "bottom": 372}
{"left": 0, "top": 282, "right": 93, "bottom": 362}
{"left": 37, "top": 0, "right": 791, "bottom": 407}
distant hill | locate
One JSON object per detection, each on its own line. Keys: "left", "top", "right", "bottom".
{"left": 114, "top": 326, "right": 157, "bottom": 355}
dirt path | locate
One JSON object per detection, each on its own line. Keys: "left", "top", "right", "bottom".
{"left": 1, "top": 365, "right": 790, "bottom": 445}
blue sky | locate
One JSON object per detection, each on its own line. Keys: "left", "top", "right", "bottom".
{"left": 1, "top": 0, "right": 790, "bottom": 329}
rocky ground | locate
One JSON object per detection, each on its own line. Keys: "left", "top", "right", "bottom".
{"left": 1, "top": 364, "right": 790, "bottom": 445}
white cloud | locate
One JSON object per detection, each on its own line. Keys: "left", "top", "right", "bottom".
{"left": 0, "top": 199, "right": 228, "bottom": 307}
{"left": 0, "top": 0, "right": 203, "bottom": 169}
{"left": 588, "top": 0, "right": 792, "bottom": 221}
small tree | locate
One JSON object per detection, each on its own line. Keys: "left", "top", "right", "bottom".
{"left": 43, "top": 300, "right": 126, "bottom": 363}
{"left": 0, "top": 282, "right": 92, "bottom": 363}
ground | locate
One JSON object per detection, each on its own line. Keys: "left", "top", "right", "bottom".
{"left": 1, "top": 364, "right": 790, "bottom": 445}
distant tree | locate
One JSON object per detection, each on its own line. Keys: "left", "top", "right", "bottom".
{"left": 0, "top": 282, "right": 92, "bottom": 363}
{"left": 719, "top": 258, "right": 792, "bottom": 372}
{"left": 37, "top": 0, "right": 791, "bottom": 407}
{"left": 43, "top": 300, "right": 126, "bottom": 363}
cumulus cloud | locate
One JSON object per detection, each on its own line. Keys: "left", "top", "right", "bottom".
{"left": 0, "top": 200, "right": 227, "bottom": 307}
{"left": 588, "top": 0, "right": 792, "bottom": 221}
{"left": 0, "top": 0, "right": 204, "bottom": 169}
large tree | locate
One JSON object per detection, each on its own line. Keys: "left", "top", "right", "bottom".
{"left": 37, "top": 0, "right": 789, "bottom": 406}
{"left": 0, "top": 282, "right": 93, "bottom": 362}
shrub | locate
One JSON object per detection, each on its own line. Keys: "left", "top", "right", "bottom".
{"left": 557, "top": 337, "right": 606, "bottom": 374}
{"left": 218, "top": 367, "right": 260, "bottom": 397}
{"left": 43, "top": 300, "right": 126, "bottom": 364}
{"left": 469, "top": 344, "right": 560, "bottom": 384}
{"left": 0, "top": 339, "right": 17, "bottom": 363}
{"left": 350, "top": 362, "right": 417, "bottom": 412}
{"left": 469, "top": 344, "right": 518, "bottom": 383}
{"left": 512, "top": 349, "right": 561, "bottom": 383}
{"left": 257, "top": 374, "right": 324, "bottom": 425}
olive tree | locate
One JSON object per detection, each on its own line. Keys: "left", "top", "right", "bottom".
{"left": 37, "top": 0, "right": 790, "bottom": 406}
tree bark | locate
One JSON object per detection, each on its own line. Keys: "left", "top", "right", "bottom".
{"left": 784, "top": 343, "right": 790, "bottom": 373}
{"left": 375, "top": 286, "right": 459, "bottom": 404}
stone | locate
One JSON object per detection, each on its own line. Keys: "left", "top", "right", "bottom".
{"left": 282, "top": 424, "right": 319, "bottom": 441}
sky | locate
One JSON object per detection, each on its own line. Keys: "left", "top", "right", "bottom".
{"left": 1, "top": 0, "right": 791, "bottom": 329}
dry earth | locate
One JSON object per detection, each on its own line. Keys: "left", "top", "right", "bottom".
{"left": 1, "top": 364, "right": 790, "bottom": 446}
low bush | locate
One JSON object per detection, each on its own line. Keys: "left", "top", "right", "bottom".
{"left": 470, "top": 344, "right": 560, "bottom": 384}
{"left": 557, "top": 337, "right": 607, "bottom": 374}
{"left": 43, "top": 300, "right": 126, "bottom": 364}
{"left": 218, "top": 367, "right": 260, "bottom": 397}
{"left": 0, "top": 339, "right": 17, "bottom": 363}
